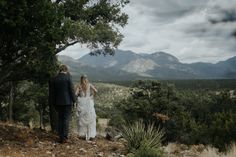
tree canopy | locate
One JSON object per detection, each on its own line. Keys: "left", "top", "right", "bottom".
{"left": 0, "top": 0, "right": 129, "bottom": 84}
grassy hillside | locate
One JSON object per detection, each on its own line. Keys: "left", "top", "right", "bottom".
{"left": 94, "top": 83, "right": 131, "bottom": 107}
{"left": 93, "top": 83, "right": 131, "bottom": 118}
{"left": 106, "top": 79, "right": 236, "bottom": 90}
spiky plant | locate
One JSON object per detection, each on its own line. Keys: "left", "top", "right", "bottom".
{"left": 132, "top": 140, "right": 164, "bottom": 157}
{"left": 120, "top": 121, "right": 164, "bottom": 153}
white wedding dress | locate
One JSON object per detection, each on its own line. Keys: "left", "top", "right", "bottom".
{"left": 77, "top": 84, "right": 96, "bottom": 140}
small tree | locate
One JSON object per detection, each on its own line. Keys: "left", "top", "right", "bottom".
{"left": 0, "top": 0, "right": 129, "bottom": 130}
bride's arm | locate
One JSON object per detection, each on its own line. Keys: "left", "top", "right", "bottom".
{"left": 75, "top": 85, "right": 81, "bottom": 96}
{"left": 90, "top": 84, "right": 97, "bottom": 96}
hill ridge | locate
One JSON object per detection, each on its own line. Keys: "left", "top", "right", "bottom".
{"left": 58, "top": 50, "right": 236, "bottom": 80}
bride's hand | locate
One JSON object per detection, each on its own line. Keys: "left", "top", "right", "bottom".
{"left": 77, "top": 107, "right": 81, "bottom": 116}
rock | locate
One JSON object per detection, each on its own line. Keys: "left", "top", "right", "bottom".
{"left": 46, "top": 151, "right": 52, "bottom": 154}
{"left": 179, "top": 144, "right": 189, "bottom": 151}
{"left": 79, "top": 148, "right": 87, "bottom": 154}
{"left": 28, "top": 120, "right": 34, "bottom": 129}
{"left": 164, "top": 143, "right": 208, "bottom": 157}
{"left": 180, "top": 150, "right": 198, "bottom": 157}
{"left": 105, "top": 127, "right": 122, "bottom": 141}
{"left": 97, "top": 152, "right": 104, "bottom": 157}
{"left": 164, "top": 143, "right": 181, "bottom": 154}
{"left": 196, "top": 144, "right": 205, "bottom": 152}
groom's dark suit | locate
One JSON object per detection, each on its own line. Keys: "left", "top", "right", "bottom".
{"left": 51, "top": 72, "right": 76, "bottom": 142}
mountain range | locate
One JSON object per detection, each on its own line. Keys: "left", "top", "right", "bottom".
{"left": 58, "top": 50, "right": 236, "bottom": 81}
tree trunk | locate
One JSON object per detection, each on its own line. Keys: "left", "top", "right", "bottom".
{"left": 49, "top": 104, "right": 58, "bottom": 133}
{"left": 48, "top": 79, "right": 58, "bottom": 133}
{"left": 39, "top": 108, "right": 44, "bottom": 129}
{"left": 8, "top": 82, "right": 13, "bottom": 121}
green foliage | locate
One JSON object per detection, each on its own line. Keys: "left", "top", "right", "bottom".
{"left": 94, "top": 82, "right": 130, "bottom": 118}
{"left": 0, "top": 0, "right": 60, "bottom": 84}
{"left": 131, "top": 143, "right": 164, "bottom": 157}
{"left": 208, "top": 111, "right": 236, "bottom": 149}
{"left": 171, "top": 79, "right": 236, "bottom": 90}
{"left": 108, "top": 110, "right": 126, "bottom": 127}
{"left": 113, "top": 80, "right": 178, "bottom": 125}
{"left": 1, "top": 81, "right": 50, "bottom": 127}
{"left": 120, "top": 121, "right": 164, "bottom": 153}
{"left": 0, "top": 0, "right": 129, "bottom": 127}
{"left": 0, "top": 0, "right": 129, "bottom": 86}
{"left": 111, "top": 80, "right": 236, "bottom": 150}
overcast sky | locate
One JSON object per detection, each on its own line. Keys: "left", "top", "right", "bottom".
{"left": 60, "top": 0, "right": 236, "bottom": 63}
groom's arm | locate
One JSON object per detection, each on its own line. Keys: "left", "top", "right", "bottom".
{"left": 68, "top": 74, "right": 76, "bottom": 104}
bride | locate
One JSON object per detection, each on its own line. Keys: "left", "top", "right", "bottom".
{"left": 76, "top": 74, "right": 97, "bottom": 140}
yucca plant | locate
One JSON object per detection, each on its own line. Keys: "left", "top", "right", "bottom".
{"left": 132, "top": 140, "right": 164, "bottom": 157}
{"left": 120, "top": 121, "right": 164, "bottom": 153}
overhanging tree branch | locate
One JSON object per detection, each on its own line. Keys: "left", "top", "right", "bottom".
{"left": 0, "top": 0, "right": 129, "bottom": 85}
{"left": 55, "top": 0, "right": 62, "bottom": 4}
{"left": 56, "top": 41, "right": 78, "bottom": 54}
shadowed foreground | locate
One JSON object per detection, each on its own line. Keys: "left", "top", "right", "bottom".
{"left": 0, "top": 122, "right": 125, "bottom": 157}
{"left": 1, "top": 122, "right": 235, "bottom": 157}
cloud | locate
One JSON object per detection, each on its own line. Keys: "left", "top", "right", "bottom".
{"left": 60, "top": 0, "right": 236, "bottom": 63}
{"left": 59, "top": 44, "right": 90, "bottom": 59}
{"left": 129, "top": 0, "right": 207, "bottom": 23}
{"left": 119, "top": 0, "right": 236, "bottom": 63}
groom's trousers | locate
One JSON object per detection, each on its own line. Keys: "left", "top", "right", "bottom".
{"left": 56, "top": 105, "right": 72, "bottom": 141}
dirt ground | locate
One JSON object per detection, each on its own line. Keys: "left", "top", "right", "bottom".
{"left": 0, "top": 122, "right": 125, "bottom": 157}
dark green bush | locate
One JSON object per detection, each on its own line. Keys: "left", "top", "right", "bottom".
{"left": 120, "top": 121, "right": 164, "bottom": 157}
{"left": 132, "top": 143, "right": 164, "bottom": 157}
{"left": 120, "top": 121, "right": 164, "bottom": 152}
{"left": 110, "top": 80, "right": 236, "bottom": 150}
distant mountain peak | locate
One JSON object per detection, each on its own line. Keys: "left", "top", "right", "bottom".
{"left": 150, "top": 51, "right": 179, "bottom": 63}
{"left": 152, "top": 51, "right": 168, "bottom": 55}
{"left": 57, "top": 55, "right": 77, "bottom": 63}
{"left": 57, "top": 55, "right": 74, "bottom": 60}
{"left": 58, "top": 50, "right": 236, "bottom": 80}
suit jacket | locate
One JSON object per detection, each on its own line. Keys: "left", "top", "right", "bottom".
{"left": 50, "top": 72, "right": 76, "bottom": 106}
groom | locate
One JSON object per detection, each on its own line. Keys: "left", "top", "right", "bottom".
{"left": 51, "top": 64, "right": 76, "bottom": 143}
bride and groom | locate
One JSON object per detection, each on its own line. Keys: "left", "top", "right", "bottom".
{"left": 50, "top": 64, "right": 97, "bottom": 143}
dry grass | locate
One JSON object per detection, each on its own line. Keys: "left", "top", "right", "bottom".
{"left": 226, "top": 144, "right": 236, "bottom": 157}
{"left": 200, "top": 146, "right": 220, "bottom": 157}
{"left": 200, "top": 144, "right": 236, "bottom": 157}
